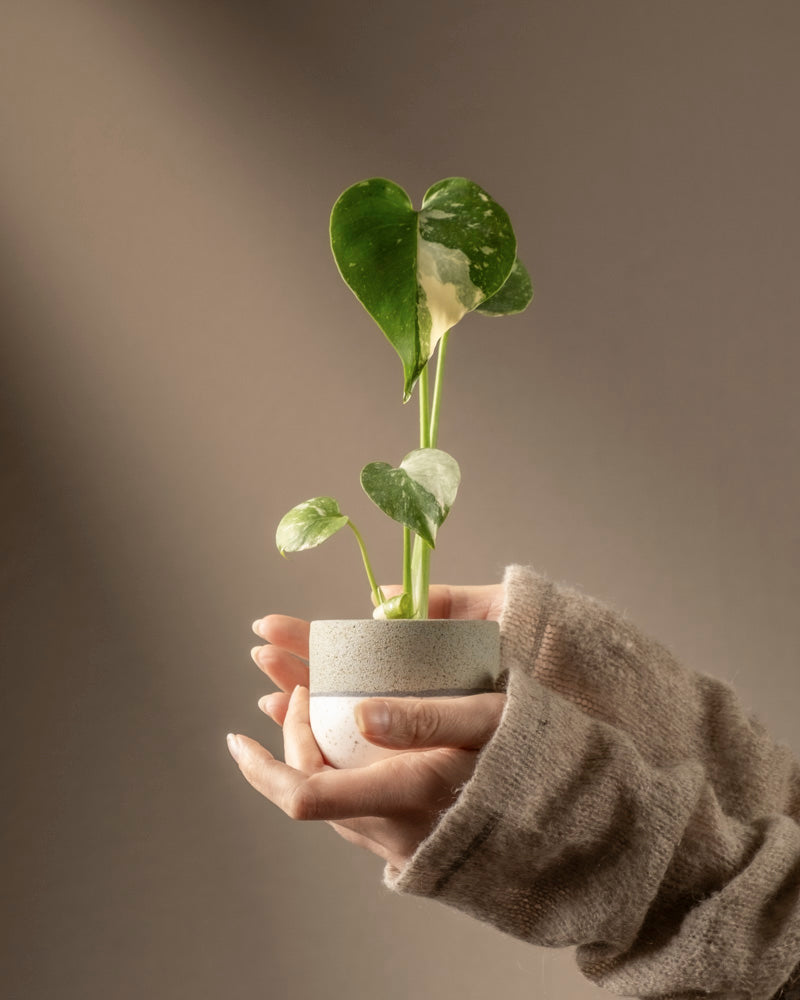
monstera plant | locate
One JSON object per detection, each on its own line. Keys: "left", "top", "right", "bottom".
{"left": 276, "top": 177, "right": 533, "bottom": 620}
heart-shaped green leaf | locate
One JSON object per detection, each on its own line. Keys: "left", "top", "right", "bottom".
{"left": 360, "top": 449, "right": 460, "bottom": 547}
{"left": 330, "top": 179, "right": 421, "bottom": 399}
{"left": 276, "top": 497, "right": 349, "bottom": 555}
{"left": 475, "top": 258, "right": 534, "bottom": 316}
{"left": 331, "top": 178, "right": 520, "bottom": 400}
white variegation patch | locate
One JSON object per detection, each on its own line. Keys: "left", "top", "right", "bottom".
{"left": 420, "top": 208, "right": 456, "bottom": 221}
{"left": 416, "top": 236, "right": 483, "bottom": 355}
{"left": 401, "top": 448, "right": 460, "bottom": 512}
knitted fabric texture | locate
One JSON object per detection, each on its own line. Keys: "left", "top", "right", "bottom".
{"left": 386, "top": 565, "right": 800, "bottom": 999}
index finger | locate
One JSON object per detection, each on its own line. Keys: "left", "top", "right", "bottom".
{"left": 253, "top": 614, "right": 311, "bottom": 658}
{"left": 228, "top": 734, "right": 430, "bottom": 820}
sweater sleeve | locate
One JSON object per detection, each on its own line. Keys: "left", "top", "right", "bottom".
{"left": 385, "top": 565, "right": 800, "bottom": 1000}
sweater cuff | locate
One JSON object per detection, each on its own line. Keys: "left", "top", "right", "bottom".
{"left": 383, "top": 565, "right": 800, "bottom": 998}
{"left": 383, "top": 566, "right": 683, "bottom": 946}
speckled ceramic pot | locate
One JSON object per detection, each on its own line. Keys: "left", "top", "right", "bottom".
{"left": 309, "top": 619, "right": 501, "bottom": 768}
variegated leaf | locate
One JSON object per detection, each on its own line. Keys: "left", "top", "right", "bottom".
{"left": 330, "top": 177, "right": 523, "bottom": 399}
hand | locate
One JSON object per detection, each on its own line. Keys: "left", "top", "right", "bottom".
{"left": 228, "top": 584, "right": 505, "bottom": 869}
{"left": 246, "top": 583, "right": 505, "bottom": 717}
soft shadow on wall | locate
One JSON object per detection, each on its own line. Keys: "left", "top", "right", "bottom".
{"left": 1, "top": 2, "right": 575, "bottom": 998}
{"left": 3, "top": 1, "right": 800, "bottom": 999}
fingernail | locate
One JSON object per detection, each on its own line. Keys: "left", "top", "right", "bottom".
{"left": 252, "top": 618, "right": 265, "bottom": 636}
{"left": 226, "top": 733, "right": 241, "bottom": 759}
{"left": 250, "top": 645, "right": 265, "bottom": 664}
{"left": 354, "top": 700, "right": 390, "bottom": 736}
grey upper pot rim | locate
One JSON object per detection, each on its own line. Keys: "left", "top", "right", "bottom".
{"left": 308, "top": 618, "right": 501, "bottom": 696}
{"left": 309, "top": 618, "right": 500, "bottom": 628}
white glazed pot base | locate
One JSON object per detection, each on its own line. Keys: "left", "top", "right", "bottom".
{"left": 309, "top": 696, "right": 400, "bottom": 769}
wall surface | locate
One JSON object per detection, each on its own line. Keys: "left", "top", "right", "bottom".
{"left": 2, "top": 2, "right": 799, "bottom": 997}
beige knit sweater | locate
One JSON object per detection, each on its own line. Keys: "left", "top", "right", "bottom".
{"left": 386, "top": 566, "right": 800, "bottom": 999}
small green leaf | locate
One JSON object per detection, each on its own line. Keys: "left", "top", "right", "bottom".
{"left": 475, "top": 258, "right": 534, "bottom": 316}
{"left": 360, "top": 449, "right": 461, "bottom": 548}
{"left": 373, "top": 592, "right": 415, "bottom": 620}
{"left": 399, "top": 448, "right": 460, "bottom": 515}
{"left": 276, "top": 497, "right": 349, "bottom": 554}
{"left": 360, "top": 462, "right": 439, "bottom": 547}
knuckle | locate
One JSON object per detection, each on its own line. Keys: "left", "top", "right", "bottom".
{"left": 286, "top": 781, "right": 318, "bottom": 821}
{"left": 406, "top": 700, "right": 441, "bottom": 745}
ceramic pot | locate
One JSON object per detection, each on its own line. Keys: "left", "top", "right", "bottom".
{"left": 309, "top": 618, "right": 501, "bottom": 768}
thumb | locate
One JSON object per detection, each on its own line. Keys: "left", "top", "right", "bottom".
{"left": 354, "top": 693, "right": 505, "bottom": 750}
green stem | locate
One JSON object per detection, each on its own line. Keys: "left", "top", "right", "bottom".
{"left": 403, "top": 526, "right": 412, "bottom": 596}
{"left": 411, "top": 337, "right": 449, "bottom": 617}
{"left": 411, "top": 534, "right": 422, "bottom": 616}
{"left": 419, "top": 363, "right": 431, "bottom": 449}
{"left": 429, "top": 329, "right": 450, "bottom": 449}
{"left": 410, "top": 530, "right": 432, "bottom": 619}
{"left": 347, "top": 520, "right": 384, "bottom": 608}
{"left": 410, "top": 535, "right": 432, "bottom": 619}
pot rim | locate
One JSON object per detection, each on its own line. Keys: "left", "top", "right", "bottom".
{"left": 309, "top": 618, "right": 499, "bottom": 626}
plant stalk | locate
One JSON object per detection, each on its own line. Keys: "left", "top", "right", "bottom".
{"left": 411, "top": 334, "right": 452, "bottom": 617}
{"left": 418, "top": 363, "right": 431, "bottom": 449}
{"left": 429, "top": 329, "right": 450, "bottom": 449}
{"left": 413, "top": 539, "right": 431, "bottom": 618}
{"left": 347, "top": 520, "right": 384, "bottom": 608}
{"left": 403, "top": 525, "right": 412, "bottom": 597}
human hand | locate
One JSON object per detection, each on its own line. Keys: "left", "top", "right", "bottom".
{"left": 247, "top": 583, "right": 505, "bottom": 715}
{"left": 228, "top": 583, "right": 505, "bottom": 869}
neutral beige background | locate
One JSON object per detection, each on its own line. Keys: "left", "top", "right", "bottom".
{"left": 2, "top": 1, "right": 799, "bottom": 997}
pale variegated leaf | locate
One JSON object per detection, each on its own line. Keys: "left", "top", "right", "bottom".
{"left": 360, "top": 449, "right": 461, "bottom": 547}
{"left": 398, "top": 448, "right": 460, "bottom": 516}
{"left": 275, "top": 497, "right": 348, "bottom": 555}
